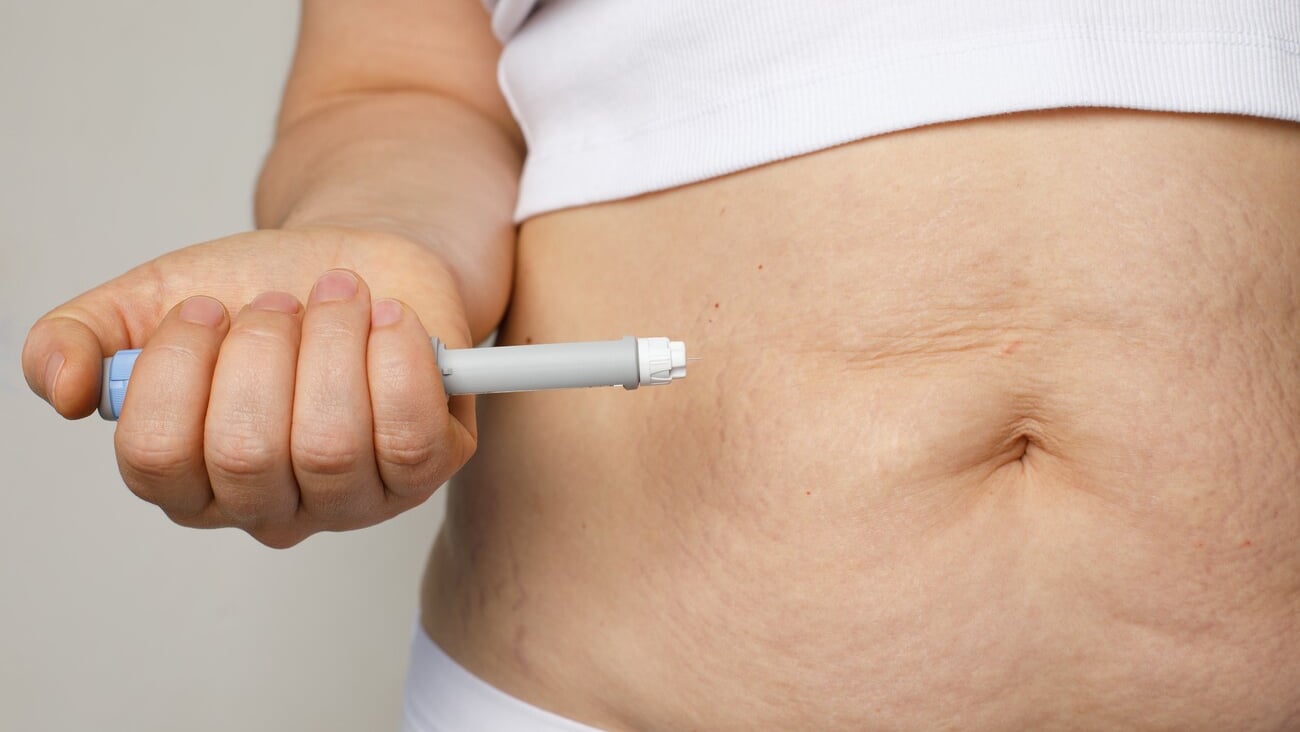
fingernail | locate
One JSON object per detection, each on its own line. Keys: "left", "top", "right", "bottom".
{"left": 371, "top": 299, "right": 403, "bottom": 328}
{"left": 179, "top": 296, "right": 225, "bottom": 327}
{"left": 311, "top": 270, "right": 358, "bottom": 304}
{"left": 42, "top": 351, "right": 64, "bottom": 404}
{"left": 250, "top": 291, "right": 300, "bottom": 314}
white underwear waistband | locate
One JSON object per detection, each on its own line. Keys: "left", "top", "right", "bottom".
{"left": 401, "top": 624, "right": 608, "bottom": 732}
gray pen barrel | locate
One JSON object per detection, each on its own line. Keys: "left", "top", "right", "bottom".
{"left": 99, "top": 335, "right": 674, "bottom": 420}
{"left": 436, "top": 336, "right": 641, "bottom": 395}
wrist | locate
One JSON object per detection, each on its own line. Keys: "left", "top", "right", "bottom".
{"left": 254, "top": 93, "right": 520, "bottom": 343}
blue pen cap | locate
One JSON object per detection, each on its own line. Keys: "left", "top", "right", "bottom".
{"left": 99, "top": 349, "right": 141, "bottom": 421}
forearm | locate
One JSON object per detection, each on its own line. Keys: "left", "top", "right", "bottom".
{"left": 255, "top": 90, "right": 522, "bottom": 341}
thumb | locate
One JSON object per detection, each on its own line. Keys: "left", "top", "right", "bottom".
{"left": 22, "top": 266, "right": 169, "bottom": 419}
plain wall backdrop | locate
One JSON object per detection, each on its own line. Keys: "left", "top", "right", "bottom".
{"left": 1, "top": 3, "right": 449, "bottom": 730}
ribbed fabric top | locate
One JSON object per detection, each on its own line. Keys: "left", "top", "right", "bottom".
{"left": 483, "top": 1, "right": 1300, "bottom": 221}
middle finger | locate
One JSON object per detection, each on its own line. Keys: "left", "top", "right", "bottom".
{"left": 291, "top": 270, "right": 382, "bottom": 526}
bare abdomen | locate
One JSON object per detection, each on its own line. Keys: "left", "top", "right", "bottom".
{"left": 425, "top": 110, "right": 1300, "bottom": 731}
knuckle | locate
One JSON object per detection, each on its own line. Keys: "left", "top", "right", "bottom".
{"left": 374, "top": 416, "right": 468, "bottom": 497}
{"left": 374, "top": 423, "right": 443, "bottom": 471}
{"left": 291, "top": 429, "right": 367, "bottom": 477}
{"left": 205, "top": 427, "right": 282, "bottom": 480}
{"left": 229, "top": 324, "right": 291, "bottom": 351}
{"left": 116, "top": 427, "right": 196, "bottom": 490}
{"left": 305, "top": 318, "right": 360, "bottom": 342}
{"left": 150, "top": 341, "right": 208, "bottom": 368}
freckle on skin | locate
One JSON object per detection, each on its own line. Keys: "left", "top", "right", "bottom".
{"left": 714, "top": 302, "right": 720, "bottom": 309}
{"left": 524, "top": 336, "right": 533, "bottom": 344}
{"left": 1242, "top": 539, "right": 1253, "bottom": 547}
{"left": 757, "top": 264, "right": 764, "bottom": 270}
{"left": 805, "top": 490, "right": 811, "bottom": 496}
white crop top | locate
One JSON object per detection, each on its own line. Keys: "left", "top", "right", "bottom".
{"left": 483, "top": 1, "right": 1300, "bottom": 220}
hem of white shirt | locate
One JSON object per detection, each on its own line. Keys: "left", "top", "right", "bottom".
{"left": 511, "top": 28, "right": 1300, "bottom": 220}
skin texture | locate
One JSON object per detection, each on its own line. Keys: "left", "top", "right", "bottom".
{"left": 425, "top": 111, "right": 1300, "bottom": 730}
{"left": 22, "top": 2, "right": 1300, "bottom": 729}
{"left": 21, "top": 0, "right": 522, "bottom": 547}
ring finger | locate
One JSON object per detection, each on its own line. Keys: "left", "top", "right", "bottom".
{"left": 291, "top": 270, "right": 382, "bottom": 527}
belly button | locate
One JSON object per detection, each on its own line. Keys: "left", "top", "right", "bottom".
{"left": 1007, "top": 416, "right": 1049, "bottom": 463}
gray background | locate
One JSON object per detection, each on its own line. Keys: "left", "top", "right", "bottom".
{"left": 1, "top": 3, "right": 448, "bottom": 730}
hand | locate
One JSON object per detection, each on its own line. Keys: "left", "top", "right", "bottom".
{"left": 22, "top": 227, "right": 478, "bottom": 547}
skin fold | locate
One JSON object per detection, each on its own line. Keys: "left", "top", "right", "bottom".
{"left": 21, "top": 1, "right": 1300, "bottom": 728}
{"left": 427, "top": 111, "right": 1300, "bottom": 730}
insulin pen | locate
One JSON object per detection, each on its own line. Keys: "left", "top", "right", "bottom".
{"left": 98, "top": 336, "right": 688, "bottom": 421}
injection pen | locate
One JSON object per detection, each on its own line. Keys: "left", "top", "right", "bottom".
{"left": 98, "top": 335, "right": 688, "bottom": 421}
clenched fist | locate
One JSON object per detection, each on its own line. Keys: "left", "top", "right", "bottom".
{"left": 22, "top": 226, "right": 478, "bottom": 548}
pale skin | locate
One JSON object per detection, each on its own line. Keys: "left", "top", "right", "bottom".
{"left": 21, "top": 0, "right": 519, "bottom": 548}
{"left": 22, "top": 1, "right": 1300, "bottom": 729}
